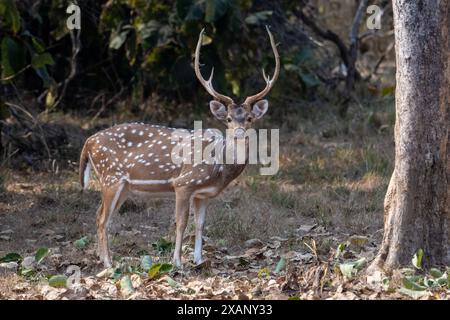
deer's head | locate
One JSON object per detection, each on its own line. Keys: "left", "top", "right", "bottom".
{"left": 194, "top": 26, "right": 280, "bottom": 139}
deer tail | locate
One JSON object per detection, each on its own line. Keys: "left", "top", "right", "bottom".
{"left": 79, "top": 141, "right": 91, "bottom": 191}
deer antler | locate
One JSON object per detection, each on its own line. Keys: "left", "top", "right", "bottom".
{"left": 194, "top": 29, "right": 234, "bottom": 105}
{"left": 244, "top": 26, "right": 280, "bottom": 106}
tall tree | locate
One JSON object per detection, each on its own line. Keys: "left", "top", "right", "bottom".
{"left": 369, "top": 0, "right": 449, "bottom": 272}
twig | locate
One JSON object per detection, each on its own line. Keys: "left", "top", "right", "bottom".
{"left": 0, "top": 64, "right": 31, "bottom": 82}
{"left": 6, "top": 82, "right": 51, "bottom": 160}
{"left": 0, "top": 147, "right": 19, "bottom": 166}
{"left": 304, "top": 239, "right": 319, "bottom": 261}
{"left": 365, "top": 41, "right": 395, "bottom": 82}
{"left": 4, "top": 102, "right": 52, "bottom": 159}
{"left": 88, "top": 87, "right": 126, "bottom": 127}
{"left": 359, "top": 29, "right": 394, "bottom": 41}
{"left": 45, "top": 28, "right": 82, "bottom": 113}
{"left": 295, "top": 0, "right": 369, "bottom": 116}
{"left": 294, "top": 6, "right": 350, "bottom": 68}
{"left": 349, "top": 0, "right": 370, "bottom": 43}
{"left": 345, "top": 0, "right": 369, "bottom": 94}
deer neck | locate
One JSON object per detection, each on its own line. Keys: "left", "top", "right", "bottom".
{"left": 220, "top": 136, "right": 248, "bottom": 180}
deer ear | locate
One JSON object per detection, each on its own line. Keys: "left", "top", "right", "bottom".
{"left": 251, "top": 100, "right": 269, "bottom": 119}
{"left": 210, "top": 100, "right": 228, "bottom": 120}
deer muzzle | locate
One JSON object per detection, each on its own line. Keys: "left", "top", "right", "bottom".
{"left": 234, "top": 128, "right": 246, "bottom": 139}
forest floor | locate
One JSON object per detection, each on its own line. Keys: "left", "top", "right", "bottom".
{"left": 0, "top": 100, "right": 448, "bottom": 300}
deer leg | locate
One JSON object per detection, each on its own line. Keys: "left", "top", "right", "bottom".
{"left": 97, "top": 182, "right": 127, "bottom": 268}
{"left": 192, "top": 198, "right": 208, "bottom": 265}
{"left": 95, "top": 203, "right": 104, "bottom": 258}
{"left": 172, "top": 190, "right": 191, "bottom": 268}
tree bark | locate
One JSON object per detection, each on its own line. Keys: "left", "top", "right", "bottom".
{"left": 369, "top": 0, "right": 450, "bottom": 272}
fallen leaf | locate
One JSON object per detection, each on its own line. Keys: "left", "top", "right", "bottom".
{"left": 244, "top": 239, "right": 264, "bottom": 248}
{"left": 48, "top": 275, "right": 68, "bottom": 288}
{"left": 120, "top": 276, "right": 135, "bottom": 297}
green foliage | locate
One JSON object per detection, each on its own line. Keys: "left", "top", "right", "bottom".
{"left": 205, "top": 0, "right": 229, "bottom": 23}
{"left": 412, "top": 248, "right": 423, "bottom": 270}
{"left": 0, "top": 252, "right": 22, "bottom": 263}
{"left": 339, "top": 257, "right": 367, "bottom": 279}
{"left": 1, "top": 36, "right": 25, "bottom": 79}
{"left": 274, "top": 257, "right": 286, "bottom": 273}
{"left": 166, "top": 277, "right": 181, "bottom": 288}
{"left": 140, "top": 255, "right": 153, "bottom": 272}
{"left": 284, "top": 47, "right": 321, "bottom": 89}
{"left": 396, "top": 250, "right": 449, "bottom": 299}
{"left": 335, "top": 243, "right": 346, "bottom": 259}
{"left": 245, "top": 10, "right": 272, "bottom": 25}
{"left": 35, "top": 247, "right": 49, "bottom": 265}
{"left": 74, "top": 236, "right": 90, "bottom": 249}
{"left": 31, "top": 53, "right": 55, "bottom": 69}
{"left": 0, "top": 0, "right": 21, "bottom": 34}
{"left": 0, "top": 0, "right": 319, "bottom": 111}
{"left": 152, "top": 237, "right": 174, "bottom": 254}
{"left": 119, "top": 275, "right": 135, "bottom": 296}
{"left": 99, "top": 0, "right": 232, "bottom": 94}
{"left": 148, "top": 263, "right": 173, "bottom": 279}
{"left": 48, "top": 275, "right": 68, "bottom": 288}
{"left": 0, "top": 1, "right": 55, "bottom": 86}
{"left": 258, "top": 267, "right": 270, "bottom": 279}
{"left": 0, "top": 100, "right": 10, "bottom": 121}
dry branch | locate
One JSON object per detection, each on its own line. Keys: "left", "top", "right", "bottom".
{"left": 295, "top": 0, "right": 379, "bottom": 115}
{"left": 3, "top": 102, "right": 51, "bottom": 159}
{"left": 44, "top": 29, "right": 82, "bottom": 113}
{"left": 294, "top": 6, "right": 351, "bottom": 69}
{"left": 345, "top": 0, "right": 370, "bottom": 95}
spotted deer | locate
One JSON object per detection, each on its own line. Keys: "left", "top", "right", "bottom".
{"left": 79, "top": 26, "right": 280, "bottom": 268}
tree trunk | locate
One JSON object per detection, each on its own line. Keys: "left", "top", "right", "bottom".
{"left": 369, "top": 0, "right": 449, "bottom": 272}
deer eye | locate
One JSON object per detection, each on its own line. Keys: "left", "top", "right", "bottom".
{"left": 227, "top": 117, "right": 232, "bottom": 123}
{"left": 247, "top": 117, "right": 252, "bottom": 122}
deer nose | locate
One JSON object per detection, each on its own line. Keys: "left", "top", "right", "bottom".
{"left": 234, "top": 128, "right": 246, "bottom": 139}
